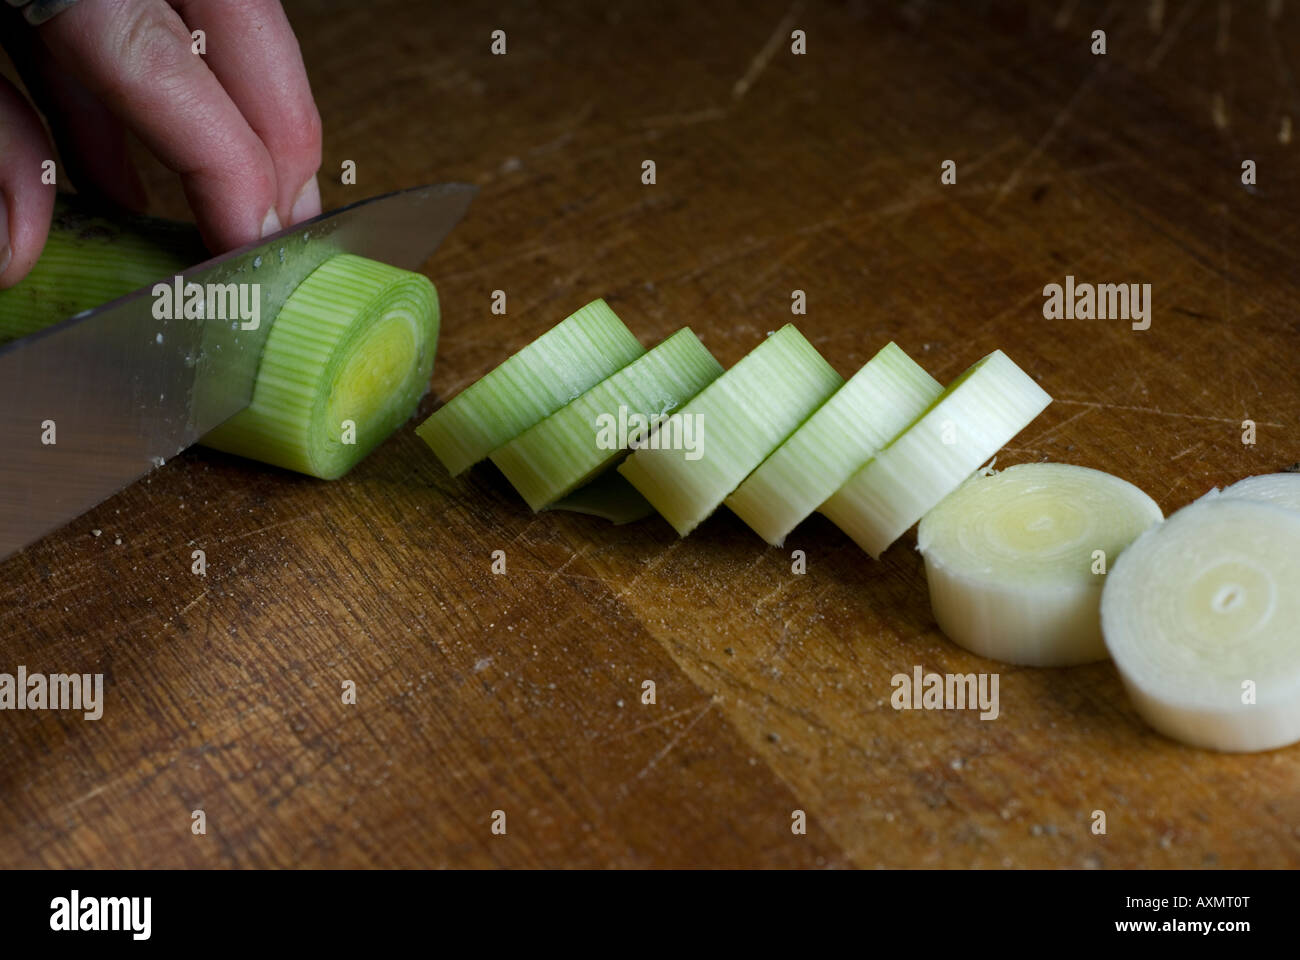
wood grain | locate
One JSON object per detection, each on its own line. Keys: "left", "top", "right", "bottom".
{"left": 2, "top": 0, "right": 1298, "bottom": 868}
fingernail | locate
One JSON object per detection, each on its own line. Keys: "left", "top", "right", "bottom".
{"left": 290, "top": 176, "right": 321, "bottom": 224}
{"left": 260, "top": 205, "right": 283, "bottom": 238}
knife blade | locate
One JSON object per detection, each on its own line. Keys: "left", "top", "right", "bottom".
{"left": 0, "top": 182, "right": 476, "bottom": 561}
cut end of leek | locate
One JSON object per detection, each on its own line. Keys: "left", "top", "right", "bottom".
{"left": 725, "top": 342, "right": 942, "bottom": 547}
{"left": 200, "top": 253, "right": 439, "bottom": 480}
{"left": 820, "top": 350, "right": 1052, "bottom": 559}
{"left": 415, "top": 298, "right": 644, "bottom": 476}
{"left": 617, "top": 325, "right": 844, "bottom": 537}
{"left": 489, "top": 328, "right": 723, "bottom": 511}
{"left": 1101, "top": 497, "right": 1300, "bottom": 752}
{"left": 917, "top": 462, "right": 1162, "bottom": 666}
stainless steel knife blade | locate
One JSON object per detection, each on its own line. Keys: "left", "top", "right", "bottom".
{"left": 0, "top": 182, "right": 476, "bottom": 561}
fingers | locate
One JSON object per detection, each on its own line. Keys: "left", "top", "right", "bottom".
{"left": 6, "top": 39, "right": 148, "bottom": 212}
{"left": 170, "top": 0, "right": 322, "bottom": 226}
{"left": 36, "top": 0, "right": 283, "bottom": 252}
{"left": 0, "top": 75, "right": 56, "bottom": 289}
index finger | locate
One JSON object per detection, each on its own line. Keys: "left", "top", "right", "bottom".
{"left": 37, "top": 0, "right": 283, "bottom": 250}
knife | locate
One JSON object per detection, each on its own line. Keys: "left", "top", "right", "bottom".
{"left": 0, "top": 182, "right": 476, "bottom": 561}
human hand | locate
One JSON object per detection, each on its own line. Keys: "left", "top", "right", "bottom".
{"left": 0, "top": 0, "right": 322, "bottom": 288}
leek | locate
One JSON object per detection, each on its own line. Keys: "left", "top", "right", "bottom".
{"left": 617, "top": 325, "right": 844, "bottom": 536}
{"left": 917, "top": 462, "right": 1162, "bottom": 666}
{"left": 725, "top": 342, "right": 942, "bottom": 546}
{"left": 200, "top": 254, "right": 439, "bottom": 479}
{"left": 0, "top": 196, "right": 202, "bottom": 344}
{"left": 820, "top": 350, "right": 1052, "bottom": 558}
{"left": 415, "top": 299, "right": 644, "bottom": 476}
{"left": 490, "top": 328, "right": 723, "bottom": 511}
{"left": 1101, "top": 497, "right": 1300, "bottom": 752}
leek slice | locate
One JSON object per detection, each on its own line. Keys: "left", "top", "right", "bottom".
{"left": 617, "top": 325, "right": 843, "bottom": 536}
{"left": 1215, "top": 472, "right": 1300, "bottom": 512}
{"left": 1101, "top": 498, "right": 1300, "bottom": 752}
{"left": 820, "top": 350, "right": 1052, "bottom": 558}
{"left": 725, "top": 342, "right": 942, "bottom": 546}
{"left": 415, "top": 299, "right": 644, "bottom": 476}
{"left": 200, "top": 254, "right": 438, "bottom": 479}
{"left": 917, "top": 463, "right": 1162, "bottom": 666}
{"left": 490, "top": 328, "right": 723, "bottom": 511}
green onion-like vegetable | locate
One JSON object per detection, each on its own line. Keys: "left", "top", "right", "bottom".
{"left": 415, "top": 299, "right": 645, "bottom": 476}
{"left": 0, "top": 197, "right": 203, "bottom": 344}
{"left": 3, "top": 198, "right": 441, "bottom": 481}
{"left": 916, "top": 462, "right": 1162, "bottom": 666}
{"left": 200, "top": 254, "right": 439, "bottom": 479}
{"left": 820, "top": 350, "right": 1052, "bottom": 558}
{"left": 617, "top": 324, "right": 844, "bottom": 536}
{"left": 725, "top": 341, "right": 942, "bottom": 546}
{"left": 489, "top": 328, "right": 723, "bottom": 510}
{"left": 1101, "top": 497, "right": 1300, "bottom": 752}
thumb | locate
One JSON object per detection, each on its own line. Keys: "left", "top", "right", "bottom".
{"left": 0, "top": 75, "right": 56, "bottom": 290}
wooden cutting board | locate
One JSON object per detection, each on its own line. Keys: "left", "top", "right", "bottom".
{"left": 2, "top": 0, "right": 1298, "bottom": 868}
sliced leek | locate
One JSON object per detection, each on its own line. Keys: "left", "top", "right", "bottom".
{"left": 415, "top": 299, "right": 644, "bottom": 475}
{"left": 201, "top": 254, "right": 438, "bottom": 479}
{"left": 820, "top": 350, "right": 1052, "bottom": 558}
{"left": 725, "top": 342, "right": 942, "bottom": 546}
{"left": 490, "top": 328, "right": 723, "bottom": 511}
{"left": 916, "top": 463, "right": 1162, "bottom": 666}
{"left": 1214, "top": 472, "right": 1300, "bottom": 512}
{"left": 618, "top": 325, "right": 843, "bottom": 536}
{"left": 1101, "top": 498, "right": 1300, "bottom": 752}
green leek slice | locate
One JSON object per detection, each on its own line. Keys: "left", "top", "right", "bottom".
{"left": 917, "top": 462, "right": 1162, "bottom": 666}
{"left": 617, "top": 324, "right": 844, "bottom": 536}
{"left": 415, "top": 299, "right": 644, "bottom": 476}
{"left": 1101, "top": 497, "right": 1300, "bottom": 752}
{"left": 490, "top": 328, "right": 723, "bottom": 511}
{"left": 725, "top": 342, "right": 942, "bottom": 546}
{"left": 820, "top": 350, "right": 1052, "bottom": 558}
{"left": 200, "top": 253, "right": 438, "bottom": 479}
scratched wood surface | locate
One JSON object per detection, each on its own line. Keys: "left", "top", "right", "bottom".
{"left": 2, "top": 0, "right": 1299, "bottom": 868}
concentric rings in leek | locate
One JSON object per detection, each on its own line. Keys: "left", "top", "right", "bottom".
{"left": 917, "top": 462, "right": 1162, "bottom": 666}
{"left": 201, "top": 253, "right": 439, "bottom": 480}
{"left": 1101, "top": 497, "right": 1300, "bottom": 752}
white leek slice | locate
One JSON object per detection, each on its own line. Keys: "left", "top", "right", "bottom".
{"left": 415, "top": 299, "right": 644, "bottom": 475}
{"left": 1214, "top": 472, "right": 1300, "bottom": 512}
{"left": 617, "top": 325, "right": 843, "bottom": 536}
{"left": 724, "top": 342, "right": 942, "bottom": 546}
{"left": 820, "top": 350, "right": 1052, "bottom": 558}
{"left": 490, "top": 328, "right": 723, "bottom": 511}
{"left": 917, "top": 463, "right": 1162, "bottom": 666}
{"left": 200, "top": 254, "right": 439, "bottom": 480}
{"left": 1101, "top": 498, "right": 1300, "bottom": 752}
